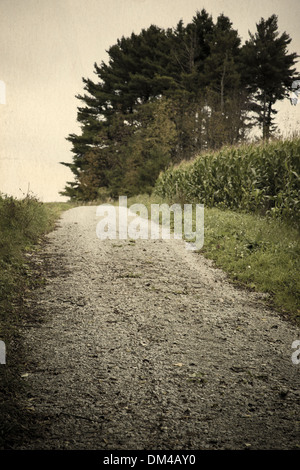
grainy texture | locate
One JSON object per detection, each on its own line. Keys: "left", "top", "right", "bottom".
{"left": 14, "top": 206, "right": 299, "bottom": 450}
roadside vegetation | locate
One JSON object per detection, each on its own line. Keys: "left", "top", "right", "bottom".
{"left": 0, "top": 193, "right": 75, "bottom": 448}
{"left": 199, "top": 207, "right": 299, "bottom": 322}
{"left": 128, "top": 138, "right": 300, "bottom": 325}
{"left": 154, "top": 137, "right": 300, "bottom": 228}
{"left": 149, "top": 137, "right": 300, "bottom": 322}
{"left": 61, "top": 11, "right": 299, "bottom": 201}
{"left": 0, "top": 195, "right": 76, "bottom": 329}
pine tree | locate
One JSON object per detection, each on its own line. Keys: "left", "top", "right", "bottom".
{"left": 61, "top": 11, "right": 299, "bottom": 200}
{"left": 61, "top": 24, "right": 180, "bottom": 199}
{"left": 201, "top": 14, "right": 252, "bottom": 148}
{"left": 241, "top": 14, "right": 299, "bottom": 140}
{"left": 121, "top": 98, "right": 177, "bottom": 195}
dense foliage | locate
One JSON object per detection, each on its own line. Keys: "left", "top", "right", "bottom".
{"left": 154, "top": 138, "right": 300, "bottom": 226}
{"left": 61, "top": 10, "right": 298, "bottom": 201}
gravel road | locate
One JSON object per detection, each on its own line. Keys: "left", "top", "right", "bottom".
{"left": 15, "top": 205, "right": 299, "bottom": 450}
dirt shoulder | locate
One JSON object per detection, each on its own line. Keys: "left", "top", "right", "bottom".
{"left": 11, "top": 205, "right": 300, "bottom": 450}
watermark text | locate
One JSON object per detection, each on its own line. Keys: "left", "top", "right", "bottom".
{"left": 96, "top": 196, "right": 204, "bottom": 250}
{"left": 0, "top": 341, "right": 6, "bottom": 364}
{"left": 292, "top": 340, "right": 300, "bottom": 365}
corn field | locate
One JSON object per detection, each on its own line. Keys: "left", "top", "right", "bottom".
{"left": 154, "top": 138, "right": 300, "bottom": 226}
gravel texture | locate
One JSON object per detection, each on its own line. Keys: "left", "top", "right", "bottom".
{"left": 14, "top": 205, "right": 300, "bottom": 450}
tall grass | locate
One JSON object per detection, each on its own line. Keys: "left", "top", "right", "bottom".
{"left": 0, "top": 194, "right": 75, "bottom": 448}
{"left": 0, "top": 193, "right": 76, "bottom": 327}
{"left": 154, "top": 138, "right": 300, "bottom": 227}
{"left": 0, "top": 194, "right": 49, "bottom": 316}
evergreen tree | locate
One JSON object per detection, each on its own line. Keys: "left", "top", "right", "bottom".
{"left": 241, "top": 14, "right": 299, "bottom": 140}
{"left": 121, "top": 98, "right": 177, "bottom": 195}
{"left": 204, "top": 14, "right": 241, "bottom": 111}
{"left": 61, "top": 10, "right": 299, "bottom": 200}
{"left": 202, "top": 14, "right": 252, "bottom": 148}
{"left": 169, "top": 10, "right": 214, "bottom": 93}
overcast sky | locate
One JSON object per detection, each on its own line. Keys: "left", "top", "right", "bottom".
{"left": 1, "top": 0, "right": 300, "bottom": 202}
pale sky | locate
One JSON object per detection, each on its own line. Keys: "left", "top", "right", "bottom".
{"left": 1, "top": 0, "right": 300, "bottom": 201}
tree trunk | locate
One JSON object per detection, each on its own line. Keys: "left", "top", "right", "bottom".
{"left": 262, "top": 92, "right": 267, "bottom": 140}
{"left": 266, "top": 100, "right": 272, "bottom": 141}
{"left": 220, "top": 59, "right": 227, "bottom": 114}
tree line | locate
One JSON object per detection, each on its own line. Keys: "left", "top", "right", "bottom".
{"left": 60, "top": 9, "right": 298, "bottom": 200}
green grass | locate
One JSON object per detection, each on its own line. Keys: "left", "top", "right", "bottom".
{"left": 0, "top": 196, "right": 76, "bottom": 322}
{"left": 43, "top": 201, "right": 78, "bottom": 228}
{"left": 0, "top": 194, "right": 76, "bottom": 334}
{"left": 125, "top": 194, "right": 300, "bottom": 325}
{"left": 202, "top": 207, "right": 300, "bottom": 323}
{"left": 0, "top": 194, "right": 76, "bottom": 449}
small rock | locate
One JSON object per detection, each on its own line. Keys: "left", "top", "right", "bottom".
{"left": 279, "top": 389, "right": 289, "bottom": 399}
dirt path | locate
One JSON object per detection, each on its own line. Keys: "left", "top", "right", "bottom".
{"left": 15, "top": 206, "right": 299, "bottom": 450}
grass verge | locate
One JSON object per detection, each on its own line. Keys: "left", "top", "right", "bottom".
{"left": 0, "top": 194, "right": 76, "bottom": 449}
{"left": 202, "top": 207, "right": 300, "bottom": 323}
{"left": 126, "top": 194, "right": 300, "bottom": 325}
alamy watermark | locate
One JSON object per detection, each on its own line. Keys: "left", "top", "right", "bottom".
{"left": 0, "top": 341, "right": 6, "bottom": 364}
{"left": 96, "top": 196, "right": 204, "bottom": 250}
{"left": 292, "top": 340, "right": 300, "bottom": 365}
